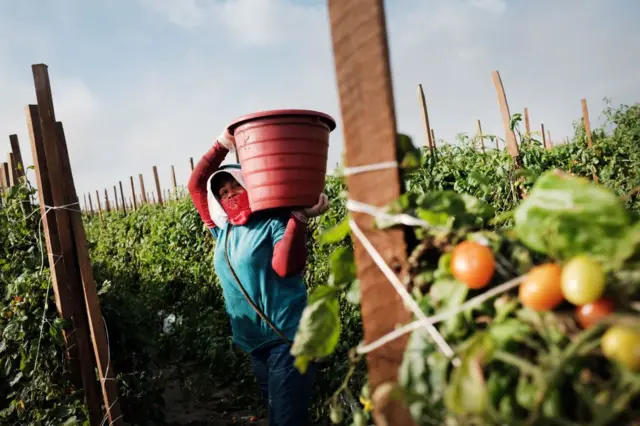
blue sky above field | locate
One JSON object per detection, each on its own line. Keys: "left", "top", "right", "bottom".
{"left": 1, "top": 0, "right": 639, "bottom": 200}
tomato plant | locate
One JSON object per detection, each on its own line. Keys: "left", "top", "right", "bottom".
{"left": 561, "top": 255, "right": 607, "bottom": 305}
{"left": 601, "top": 326, "right": 640, "bottom": 371}
{"left": 576, "top": 298, "right": 614, "bottom": 328}
{"left": 450, "top": 240, "right": 495, "bottom": 289}
{"left": 518, "top": 263, "right": 564, "bottom": 311}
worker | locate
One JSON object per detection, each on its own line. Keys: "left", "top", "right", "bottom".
{"left": 188, "top": 126, "right": 329, "bottom": 426}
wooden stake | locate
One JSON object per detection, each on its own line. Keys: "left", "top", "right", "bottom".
{"left": 153, "top": 165, "right": 163, "bottom": 206}
{"left": 1, "top": 162, "right": 10, "bottom": 188}
{"left": 25, "top": 104, "right": 83, "bottom": 386}
{"left": 113, "top": 185, "right": 119, "bottom": 211}
{"left": 130, "top": 176, "right": 138, "bottom": 210}
{"left": 328, "top": 1, "right": 415, "bottom": 424}
{"left": 9, "top": 134, "right": 25, "bottom": 178}
{"left": 171, "top": 165, "right": 177, "bottom": 193}
{"left": 546, "top": 130, "right": 552, "bottom": 149}
{"left": 83, "top": 193, "right": 88, "bottom": 213}
{"left": 189, "top": 157, "right": 194, "bottom": 172}
{"left": 7, "top": 153, "right": 18, "bottom": 187}
{"left": 119, "top": 181, "right": 126, "bottom": 213}
{"left": 524, "top": 107, "right": 531, "bottom": 137}
{"left": 0, "top": 163, "right": 7, "bottom": 189}
{"left": 417, "top": 84, "right": 434, "bottom": 153}
{"left": 491, "top": 70, "right": 520, "bottom": 160}
{"left": 581, "top": 98, "right": 593, "bottom": 148}
{"left": 476, "top": 119, "right": 485, "bottom": 152}
{"left": 541, "top": 123, "right": 547, "bottom": 148}
{"left": 29, "top": 66, "right": 105, "bottom": 424}
{"left": 55, "top": 119, "right": 124, "bottom": 425}
{"left": 139, "top": 174, "right": 148, "bottom": 204}
{"left": 104, "top": 189, "right": 110, "bottom": 213}
{"left": 88, "top": 192, "right": 94, "bottom": 214}
{"left": 430, "top": 128, "right": 437, "bottom": 149}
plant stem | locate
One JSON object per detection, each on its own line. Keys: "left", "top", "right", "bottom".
{"left": 493, "top": 350, "right": 544, "bottom": 382}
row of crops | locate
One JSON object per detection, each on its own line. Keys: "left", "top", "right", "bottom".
{"left": 1, "top": 101, "right": 639, "bottom": 425}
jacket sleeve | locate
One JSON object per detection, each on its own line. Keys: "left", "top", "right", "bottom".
{"left": 187, "top": 142, "right": 229, "bottom": 228}
{"left": 272, "top": 215, "right": 308, "bottom": 278}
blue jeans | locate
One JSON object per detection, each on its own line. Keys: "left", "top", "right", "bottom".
{"left": 250, "top": 342, "right": 316, "bottom": 426}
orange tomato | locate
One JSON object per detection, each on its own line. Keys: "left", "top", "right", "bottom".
{"left": 576, "top": 298, "right": 614, "bottom": 328}
{"left": 450, "top": 240, "right": 495, "bottom": 289}
{"left": 519, "top": 263, "right": 564, "bottom": 311}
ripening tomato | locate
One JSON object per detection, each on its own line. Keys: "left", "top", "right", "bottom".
{"left": 450, "top": 240, "right": 495, "bottom": 289}
{"left": 519, "top": 263, "right": 564, "bottom": 311}
{"left": 561, "top": 255, "right": 606, "bottom": 305}
{"left": 601, "top": 326, "right": 640, "bottom": 372}
{"left": 575, "top": 298, "right": 614, "bottom": 328}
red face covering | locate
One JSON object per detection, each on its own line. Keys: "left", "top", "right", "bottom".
{"left": 220, "top": 190, "right": 252, "bottom": 225}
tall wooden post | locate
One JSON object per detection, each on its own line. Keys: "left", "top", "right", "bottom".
{"left": 170, "top": 165, "right": 177, "bottom": 194}
{"left": 95, "top": 190, "right": 102, "bottom": 212}
{"left": 88, "top": 192, "right": 94, "bottom": 214}
{"left": 139, "top": 174, "right": 148, "bottom": 204}
{"left": 83, "top": 193, "right": 88, "bottom": 213}
{"left": 104, "top": 189, "right": 110, "bottom": 213}
{"left": 0, "top": 164, "right": 7, "bottom": 190}
{"left": 29, "top": 66, "right": 105, "bottom": 424}
{"left": 130, "top": 176, "right": 138, "bottom": 210}
{"left": 430, "top": 128, "right": 437, "bottom": 149}
{"left": 53, "top": 117, "right": 124, "bottom": 425}
{"left": 7, "top": 153, "right": 18, "bottom": 186}
{"left": 113, "top": 185, "right": 119, "bottom": 211}
{"left": 581, "top": 98, "right": 593, "bottom": 148}
{"left": 541, "top": 123, "right": 547, "bottom": 148}
{"left": 119, "top": 181, "right": 126, "bottom": 212}
{"left": 491, "top": 70, "right": 520, "bottom": 161}
{"left": 417, "top": 84, "right": 434, "bottom": 154}
{"left": 523, "top": 107, "right": 531, "bottom": 137}
{"left": 328, "top": 1, "right": 416, "bottom": 424}
{"left": 153, "top": 166, "right": 163, "bottom": 206}
{"left": 189, "top": 157, "right": 194, "bottom": 172}
{"left": 9, "top": 134, "right": 25, "bottom": 178}
{"left": 1, "top": 162, "right": 10, "bottom": 188}
{"left": 546, "top": 130, "right": 552, "bottom": 149}
{"left": 476, "top": 119, "right": 485, "bottom": 152}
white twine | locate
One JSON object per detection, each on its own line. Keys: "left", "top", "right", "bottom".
{"left": 346, "top": 199, "right": 448, "bottom": 231}
{"left": 342, "top": 161, "right": 398, "bottom": 176}
{"left": 348, "top": 219, "right": 457, "bottom": 363}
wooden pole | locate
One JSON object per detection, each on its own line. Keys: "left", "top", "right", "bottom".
{"left": 9, "top": 134, "right": 25, "bottom": 178}
{"left": 476, "top": 119, "right": 485, "bottom": 152}
{"left": 523, "top": 107, "right": 531, "bottom": 137}
{"left": 0, "top": 164, "right": 7, "bottom": 190}
{"left": 417, "top": 84, "right": 434, "bottom": 154}
{"left": 139, "top": 174, "right": 148, "bottom": 204}
{"left": 95, "top": 190, "right": 102, "bottom": 211}
{"left": 581, "top": 98, "right": 593, "bottom": 148}
{"left": 113, "top": 185, "right": 119, "bottom": 211}
{"left": 328, "top": 1, "right": 416, "bottom": 424}
{"left": 170, "top": 165, "right": 177, "bottom": 193}
{"left": 83, "top": 193, "right": 88, "bottom": 213}
{"left": 153, "top": 166, "right": 163, "bottom": 206}
{"left": 130, "top": 176, "right": 138, "bottom": 210}
{"left": 546, "top": 130, "right": 552, "bottom": 149}
{"left": 189, "top": 157, "right": 194, "bottom": 172}
{"left": 54, "top": 120, "right": 123, "bottom": 425}
{"left": 25, "top": 104, "right": 83, "bottom": 386}
{"left": 430, "top": 128, "right": 437, "bottom": 149}
{"left": 28, "top": 70, "right": 104, "bottom": 423}
{"left": 1, "top": 162, "right": 10, "bottom": 188}
{"left": 104, "top": 189, "right": 110, "bottom": 213}
{"left": 491, "top": 70, "right": 520, "bottom": 161}
{"left": 541, "top": 123, "right": 547, "bottom": 148}
{"left": 7, "top": 154, "right": 18, "bottom": 187}
{"left": 151, "top": 192, "right": 156, "bottom": 205}
{"left": 88, "top": 192, "right": 94, "bottom": 214}
{"left": 119, "top": 181, "right": 126, "bottom": 212}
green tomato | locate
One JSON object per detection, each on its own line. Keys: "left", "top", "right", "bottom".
{"left": 352, "top": 411, "right": 366, "bottom": 426}
{"left": 561, "top": 255, "right": 606, "bottom": 305}
{"left": 330, "top": 405, "right": 344, "bottom": 424}
{"left": 601, "top": 326, "right": 640, "bottom": 372}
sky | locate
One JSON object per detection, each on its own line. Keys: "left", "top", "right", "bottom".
{"left": 1, "top": 0, "right": 639, "bottom": 205}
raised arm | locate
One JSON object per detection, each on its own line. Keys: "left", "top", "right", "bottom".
{"left": 272, "top": 215, "right": 308, "bottom": 277}
{"left": 188, "top": 139, "right": 231, "bottom": 228}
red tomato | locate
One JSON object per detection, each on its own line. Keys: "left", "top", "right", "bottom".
{"left": 575, "top": 298, "right": 614, "bottom": 328}
{"left": 519, "top": 263, "right": 564, "bottom": 311}
{"left": 450, "top": 240, "right": 495, "bottom": 289}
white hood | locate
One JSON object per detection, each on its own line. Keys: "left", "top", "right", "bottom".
{"left": 206, "top": 165, "right": 247, "bottom": 227}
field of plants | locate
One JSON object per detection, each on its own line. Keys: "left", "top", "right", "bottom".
{"left": 1, "top": 101, "right": 640, "bottom": 426}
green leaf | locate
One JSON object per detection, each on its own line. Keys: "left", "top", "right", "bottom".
{"left": 514, "top": 170, "right": 633, "bottom": 267}
{"left": 329, "top": 246, "right": 356, "bottom": 286}
{"left": 319, "top": 217, "right": 350, "bottom": 245}
{"left": 291, "top": 285, "right": 341, "bottom": 374}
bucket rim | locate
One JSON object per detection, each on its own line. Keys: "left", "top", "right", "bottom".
{"left": 228, "top": 109, "right": 337, "bottom": 134}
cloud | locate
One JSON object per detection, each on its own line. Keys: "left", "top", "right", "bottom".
{"left": 0, "top": 0, "right": 638, "bottom": 205}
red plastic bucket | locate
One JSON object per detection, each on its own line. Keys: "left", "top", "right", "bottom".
{"left": 228, "top": 109, "right": 336, "bottom": 212}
